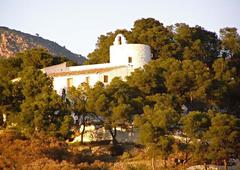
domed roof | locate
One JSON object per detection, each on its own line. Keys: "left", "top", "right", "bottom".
{"left": 113, "top": 34, "right": 127, "bottom": 45}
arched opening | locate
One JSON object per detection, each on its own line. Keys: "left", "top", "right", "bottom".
{"left": 113, "top": 34, "right": 127, "bottom": 45}
{"left": 118, "top": 36, "right": 122, "bottom": 45}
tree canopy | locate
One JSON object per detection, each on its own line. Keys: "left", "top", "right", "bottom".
{"left": 1, "top": 17, "right": 240, "bottom": 169}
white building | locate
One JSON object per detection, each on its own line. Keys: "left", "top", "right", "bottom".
{"left": 42, "top": 34, "right": 152, "bottom": 94}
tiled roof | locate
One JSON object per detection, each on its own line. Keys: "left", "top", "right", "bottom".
{"left": 47, "top": 65, "right": 126, "bottom": 77}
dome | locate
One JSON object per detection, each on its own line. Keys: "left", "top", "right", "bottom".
{"left": 113, "top": 34, "right": 127, "bottom": 45}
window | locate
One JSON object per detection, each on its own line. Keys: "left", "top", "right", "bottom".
{"left": 67, "top": 78, "right": 73, "bottom": 88}
{"left": 85, "top": 76, "right": 90, "bottom": 84}
{"left": 103, "top": 75, "right": 108, "bottom": 83}
{"left": 128, "top": 57, "right": 132, "bottom": 63}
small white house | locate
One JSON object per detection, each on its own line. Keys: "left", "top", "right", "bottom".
{"left": 42, "top": 34, "right": 152, "bottom": 94}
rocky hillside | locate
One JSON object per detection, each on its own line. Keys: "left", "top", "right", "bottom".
{"left": 0, "top": 26, "right": 86, "bottom": 64}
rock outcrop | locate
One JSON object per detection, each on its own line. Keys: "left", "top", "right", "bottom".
{"left": 0, "top": 26, "right": 86, "bottom": 64}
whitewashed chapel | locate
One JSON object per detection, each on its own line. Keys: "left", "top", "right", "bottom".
{"left": 42, "top": 34, "right": 152, "bottom": 94}
{"left": 8, "top": 34, "right": 152, "bottom": 142}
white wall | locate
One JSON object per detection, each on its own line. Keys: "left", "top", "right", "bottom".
{"left": 42, "top": 62, "right": 68, "bottom": 74}
{"left": 53, "top": 66, "right": 129, "bottom": 94}
{"left": 98, "top": 66, "right": 130, "bottom": 84}
{"left": 53, "top": 73, "right": 100, "bottom": 94}
{"left": 71, "top": 125, "right": 138, "bottom": 143}
{"left": 50, "top": 35, "right": 152, "bottom": 94}
{"left": 68, "top": 63, "right": 118, "bottom": 71}
{"left": 110, "top": 44, "right": 151, "bottom": 69}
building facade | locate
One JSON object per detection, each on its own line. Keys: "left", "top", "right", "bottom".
{"left": 42, "top": 34, "right": 152, "bottom": 94}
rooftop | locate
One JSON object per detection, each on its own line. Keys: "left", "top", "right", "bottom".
{"left": 47, "top": 65, "right": 126, "bottom": 77}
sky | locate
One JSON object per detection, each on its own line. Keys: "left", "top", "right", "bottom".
{"left": 1, "top": 0, "right": 240, "bottom": 56}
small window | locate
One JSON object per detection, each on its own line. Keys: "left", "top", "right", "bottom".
{"left": 85, "top": 76, "right": 90, "bottom": 84}
{"left": 118, "top": 36, "right": 122, "bottom": 45}
{"left": 128, "top": 57, "right": 132, "bottom": 63}
{"left": 103, "top": 75, "right": 108, "bottom": 83}
{"left": 67, "top": 78, "right": 73, "bottom": 88}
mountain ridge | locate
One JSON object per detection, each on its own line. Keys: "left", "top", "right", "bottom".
{"left": 0, "top": 26, "right": 86, "bottom": 64}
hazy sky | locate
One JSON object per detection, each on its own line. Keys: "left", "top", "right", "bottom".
{"left": 1, "top": 0, "right": 240, "bottom": 56}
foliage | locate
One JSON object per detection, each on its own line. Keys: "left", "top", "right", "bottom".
{"left": 17, "top": 48, "right": 54, "bottom": 69}
{"left": 172, "top": 23, "right": 220, "bottom": 65}
{"left": 0, "top": 130, "right": 110, "bottom": 169}
{"left": 0, "top": 48, "right": 77, "bottom": 82}
{"left": 68, "top": 83, "right": 90, "bottom": 115}
{"left": 220, "top": 27, "right": 240, "bottom": 58}
{"left": 122, "top": 151, "right": 132, "bottom": 159}
{"left": 0, "top": 57, "right": 22, "bottom": 80}
{"left": 209, "top": 58, "right": 240, "bottom": 115}
{"left": 134, "top": 93, "right": 179, "bottom": 166}
{"left": 204, "top": 113, "right": 240, "bottom": 164}
{"left": 9, "top": 66, "right": 72, "bottom": 137}
{"left": 0, "top": 77, "right": 16, "bottom": 127}
{"left": 67, "top": 84, "right": 91, "bottom": 142}
{"left": 130, "top": 18, "right": 175, "bottom": 59}
{"left": 164, "top": 59, "right": 212, "bottom": 110}
{"left": 180, "top": 111, "right": 211, "bottom": 163}
{"left": 87, "top": 78, "right": 141, "bottom": 144}
{"left": 181, "top": 111, "right": 211, "bottom": 139}
{"left": 59, "top": 115, "right": 74, "bottom": 139}
{"left": 135, "top": 93, "right": 180, "bottom": 139}
{"left": 86, "top": 29, "right": 131, "bottom": 64}
{"left": 87, "top": 18, "right": 220, "bottom": 66}
{"left": 127, "top": 59, "right": 166, "bottom": 95}
{"left": 0, "top": 18, "right": 240, "bottom": 167}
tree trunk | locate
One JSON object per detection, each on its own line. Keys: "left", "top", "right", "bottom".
{"left": 164, "top": 159, "right": 167, "bottom": 168}
{"left": 184, "top": 138, "right": 191, "bottom": 164}
{"left": 80, "top": 114, "right": 86, "bottom": 144}
{"left": 224, "top": 159, "right": 228, "bottom": 170}
{"left": 80, "top": 124, "right": 85, "bottom": 144}
{"left": 204, "top": 162, "right": 207, "bottom": 170}
{"left": 190, "top": 94, "right": 193, "bottom": 103}
{"left": 184, "top": 152, "right": 189, "bottom": 164}
{"left": 109, "top": 127, "right": 118, "bottom": 145}
{"left": 151, "top": 157, "right": 156, "bottom": 170}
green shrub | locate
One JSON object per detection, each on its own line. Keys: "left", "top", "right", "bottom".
{"left": 122, "top": 152, "right": 132, "bottom": 160}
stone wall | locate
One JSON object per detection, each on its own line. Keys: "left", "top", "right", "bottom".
{"left": 71, "top": 125, "right": 138, "bottom": 143}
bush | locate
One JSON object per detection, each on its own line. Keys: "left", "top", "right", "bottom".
{"left": 122, "top": 152, "right": 132, "bottom": 160}
{"left": 107, "top": 144, "right": 124, "bottom": 156}
{"left": 0, "top": 130, "right": 113, "bottom": 169}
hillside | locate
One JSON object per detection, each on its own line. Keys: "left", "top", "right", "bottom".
{"left": 0, "top": 26, "right": 86, "bottom": 64}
